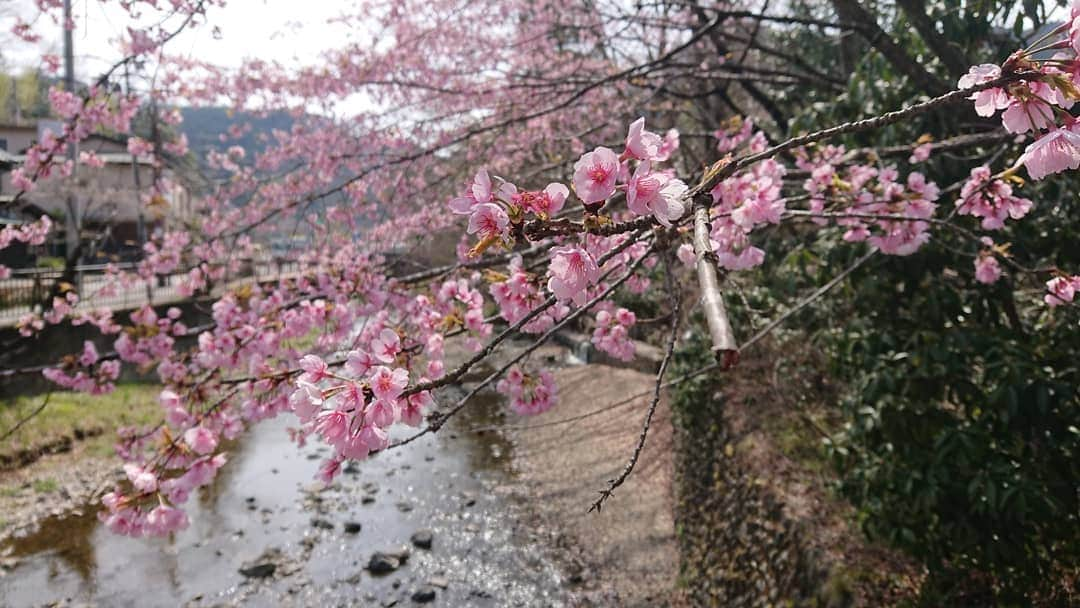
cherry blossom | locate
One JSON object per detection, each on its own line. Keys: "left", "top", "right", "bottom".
{"left": 573, "top": 147, "right": 620, "bottom": 206}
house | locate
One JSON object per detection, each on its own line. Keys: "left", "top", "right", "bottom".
{"left": 0, "top": 121, "right": 195, "bottom": 265}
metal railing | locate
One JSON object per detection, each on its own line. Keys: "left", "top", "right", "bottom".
{"left": 0, "top": 260, "right": 300, "bottom": 327}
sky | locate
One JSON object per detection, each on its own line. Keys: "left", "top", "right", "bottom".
{"left": 0, "top": 0, "right": 357, "bottom": 81}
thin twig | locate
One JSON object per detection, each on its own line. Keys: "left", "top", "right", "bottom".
{"left": 589, "top": 253, "right": 682, "bottom": 512}
{"left": 385, "top": 243, "right": 654, "bottom": 451}
{"left": 0, "top": 392, "right": 53, "bottom": 443}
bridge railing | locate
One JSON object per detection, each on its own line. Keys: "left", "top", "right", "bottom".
{"left": 0, "top": 260, "right": 300, "bottom": 327}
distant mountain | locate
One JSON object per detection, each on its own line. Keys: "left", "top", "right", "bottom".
{"left": 177, "top": 107, "right": 295, "bottom": 174}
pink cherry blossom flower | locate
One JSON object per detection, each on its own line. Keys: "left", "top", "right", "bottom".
{"left": 79, "top": 341, "right": 100, "bottom": 367}
{"left": 346, "top": 349, "right": 377, "bottom": 376}
{"left": 448, "top": 169, "right": 493, "bottom": 214}
{"left": 1045, "top": 275, "right": 1080, "bottom": 307}
{"left": 145, "top": 504, "right": 189, "bottom": 535}
{"left": 466, "top": 203, "right": 509, "bottom": 239}
{"left": 1001, "top": 83, "right": 1057, "bottom": 134}
{"left": 123, "top": 463, "right": 158, "bottom": 493}
{"left": 1018, "top": 127, "right": 1080, "bottom": 180}
{"left": 183, "top": 426, "right": 219, "bottom": 455}
{"left": 654, "top": 129, "right": 680, "bottom": 161}
{"left": 974, "top": 255, "right": 1002, "bottom": 284}
{"left": 958, "top": 64, "right": 1009, "bottom": 117}
{"left": 909, "top": 142, "right": 932, "bottom": 164}
{"left": 547, "top": 246, "right": 600, "bottom": 305}
{"left": 316, "top": 458, "right": 342, "bottom": 484}
{"left": 401, "top": 390, "right": 433, "bottom": 427}
{"left": 514, "top": 183, "right": 569, "bottom": 218}
{"left": 676, "top": 243, "right": 696, "bottom": 266}
{"left": 289, "top": 380, "right": 324, "bottom": 422}
{"left": 298, "top": 354, "right": 329, "bottom": 382}
{"left": 314, "top": 409, "right": 351, "bottom": 446}
{"left": 368, "top": 366, "right": 408, "bottom": 402}
{"left": 624, "top": 117, "right": 663, "bottom": 161}
{"left": 370, "top": 328, "right": 401, "bottom": 363}
{"left": 366, "top": 399, "right": 396, "bottom": 428}
{"left": 626, "top": 162, "right": 687, "bottom": 226}
{"left": 572, "top": 147, "right": 620, "bottom": 205}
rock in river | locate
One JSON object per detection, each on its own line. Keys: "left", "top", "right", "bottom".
{"left": 410, "top": 529, "right": 434, "bottom": 550}
{"left": 411, "top": 585, "right": 437, "bottom": 603}
{"left": 365, "top": 546, "right": 410, "bottom": 574}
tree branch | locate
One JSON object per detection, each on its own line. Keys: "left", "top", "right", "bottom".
{"left": 589, "top": 252, "right": 682, "bottom": 512}
{"left": 693, "top": 194, "right": 739, "bottom": 368}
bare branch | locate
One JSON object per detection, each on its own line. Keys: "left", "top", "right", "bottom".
{"left": 0, "top": 392, "right": 53, "bottom": 443}
{"left": 589, "top": 253, "right": 682, "bottom": 512}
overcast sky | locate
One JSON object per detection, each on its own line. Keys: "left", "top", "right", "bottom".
{"left": 0, "top": 0, "right": 356, "bottom": 79}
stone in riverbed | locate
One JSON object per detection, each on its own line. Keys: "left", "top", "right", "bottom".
{"left": 239, "top": 547, "right": 282, "bottom": 578}
{"left": 427, "top": 576, "right": 449, "bottom": 589}
{"left": 365, "top": 553, "right": 400, "bottom": 575}
{"left": 239, "top": 562, "right": 276, "bottom": 578}
{"left": 410, "top": 529, "right": 434, "bottom": 550}
{"left": 411, "top": 586, "right": 437, "bottom": 603}
{"left": 383, "top": 545, "right": 411, "bottom": 561}
{"left": 366, "top": 546, "right": 410, "bottom": 574}
{"left": 311, "top": 517, "right": 334, "bottom": 530}
{"left": 344, "top": 521, "right": 362, "bottom": 534}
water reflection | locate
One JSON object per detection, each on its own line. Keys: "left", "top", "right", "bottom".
{"left": 7, "top": 508, "right": 98, "bottom": 585}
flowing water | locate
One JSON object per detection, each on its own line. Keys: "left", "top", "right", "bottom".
{"left": 0, "top": 389, "right": 572, "bottom": 607}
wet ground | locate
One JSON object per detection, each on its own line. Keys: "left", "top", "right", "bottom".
{"left": 0, "top": 388, "right": 574, "bottom": 607}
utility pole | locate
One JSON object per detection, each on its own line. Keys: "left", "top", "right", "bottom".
{"left": 62, "top": 0, "right": 81, "bottom": 279}
{"left": 124, "top": 62, "right": 147, "bottom": 251}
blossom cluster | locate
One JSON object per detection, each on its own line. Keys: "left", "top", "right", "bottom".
{"left": 959, "top": 8, "right": 1080, "bottom": 181}
{"left": 591, "top": 306, "right": 637, "bottom": 362}
{"left": 956, "top": 166, "right": 1033, "bottom": 230}
{"left": 489, "top": 255, "right": 570, "bottom": 333}
{"left": 41, "top": 341, "right": 121, "bottom": 394}
{"left": 802, "top": 151, "right": 940, "bottom": 256}
{"left": 496, "top": 366, "right": 558, "bottom": 415}
{"left": 0, "top": 216, "right": 53, "bottom": 280}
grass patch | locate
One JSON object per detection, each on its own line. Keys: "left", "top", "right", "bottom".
{"left": 32, "top": 477, "right": 58, "bottom": 493}
{"left": 0, "top": 383, "right": 162, "bottom": 462}
{"left": 766, "top": 412, "right": 831, "bottom": 476}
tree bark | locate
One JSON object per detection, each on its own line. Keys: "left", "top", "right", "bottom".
{"left": 895, "top": 0, "right": 971, "bottom": 79}
{"left": 831, "top": 0, "right": 950, "bottom": 96}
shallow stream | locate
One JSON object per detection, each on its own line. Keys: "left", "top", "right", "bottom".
{"left": 0, "top": 390, "right": 571, "bottom": 607}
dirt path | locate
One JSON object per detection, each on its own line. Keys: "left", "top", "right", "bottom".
{"left": 509, "top": 364, "right": 677, "bottom": 607}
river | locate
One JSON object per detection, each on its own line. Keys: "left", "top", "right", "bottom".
{"left": 0, "top": 388, "right": 574, "bottom": 607}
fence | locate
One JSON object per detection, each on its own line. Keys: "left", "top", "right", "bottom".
{"left": 0, "top": 260, "right": 299, "bottom": 327}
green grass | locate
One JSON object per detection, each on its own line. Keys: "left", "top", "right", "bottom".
{"left": 0, "top": 383, "right": 163, "bottom": 461}
{"left": 32, "top": 478, "right": 58, "bottom": 493}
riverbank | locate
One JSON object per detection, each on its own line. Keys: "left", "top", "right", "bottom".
{"left": 0, "top": 383, "right": 160, "bottom": 548}
{"left": 671, "top": 345, "right": 923, "bottom": 606}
